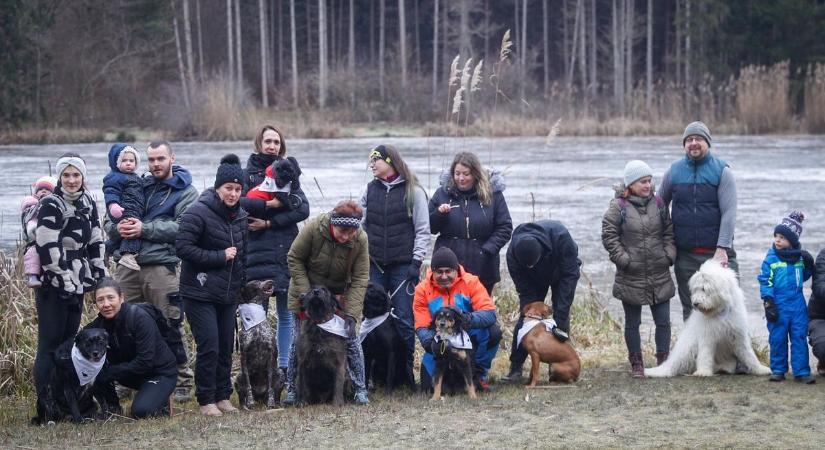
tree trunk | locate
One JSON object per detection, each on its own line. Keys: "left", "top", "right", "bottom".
{"left": 675, "top": 0, "right": 681, "bottom": 85}
{"left": 318, "top": 0, "right": 327, "bottom": 108}
{"left": 196, "top": 0, "right": 204, "bottom": 81}
{"left": 349, "top": 0, "right": 355, "bottom": 106}
{"left": 273, "top": 0, "right": 280, "bottom": 86}
{"left": 290, "top": 0, "right": 298, "bottom": 107}
{"left": 235, "top": 0, "right": 243, "bottom": 85}
{"left": 520, "top": 0, "right": 527, "bottom": 105}
{"left": 414, "top": 0, "right": 421, "bottom": 75}
{"left": 172, "top": 2, "right": 191, "bottom": 112}
{"left": 183, "top": 0, "right": 196, "bottom": 95}
{"left": 612, "top": 0, "right": 624, "bottom": 111}
{"left": 684, "top": 0, "right": 691, "bottom": 92}
{"left": 227, "top": 0, "right": 234, "bottom": 86}
{"left": 259, "top": 0, "right": 269, "bottom": 107}
{"left": 562, "top": 0, "right": 569, "bottom": 79}
{"left": 589, "top": 0, "right": 597, "bottom": 99}
{"left": 399, "top": 0, "right": 408, "bottom": 88}
{"left": 458, "top": 0, "right": 471, "bottom": 60}
{"left": 579, "top": 0, "right": 587, "bottom": 105}
{"left": 646, "top": 0, "right": 653, "bottom": 111}
{"left": 543, "top": 0, "right": 549, "bottom": 96}
{"left": 432, "top": 0, "right": 439, "bottom": 103}
{"left": 379, "top": 0, "right": 386, "bottom": 100}
{"left": 624, "top": 0, "right": 633, "bottom": 99}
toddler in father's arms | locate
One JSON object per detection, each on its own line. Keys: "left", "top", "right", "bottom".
{"left": 103, "top": 144, "right": 145, "bottom": 271}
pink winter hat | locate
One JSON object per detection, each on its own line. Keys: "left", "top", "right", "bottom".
{"left": 33, "top": 176, "right": 57, "bottom": 192}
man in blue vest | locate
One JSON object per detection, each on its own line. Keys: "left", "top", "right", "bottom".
{"left": 660, "top": 121, "right": 738, "bottom": 321}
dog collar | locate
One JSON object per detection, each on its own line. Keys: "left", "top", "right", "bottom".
{"left": 71, "top": 344, "right": 106, "bottom": 386}
{"left": 517, "top": 318, "right": 558, "bottom": 348}
{"left": 238, "top": 303, "right": 267, "bottom": 330}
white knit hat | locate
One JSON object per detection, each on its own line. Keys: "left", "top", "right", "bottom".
{"left": 623, "top": 160, "right": 653, "bottom": 186}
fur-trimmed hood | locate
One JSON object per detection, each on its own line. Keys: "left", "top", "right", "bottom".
{"left": 438, "top": 168, "right": 506, "bottom": 195}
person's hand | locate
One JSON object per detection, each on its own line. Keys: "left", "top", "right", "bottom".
{"left": 763, "top": 298, "right": 778, "bottom": 323}
{"left": 437, "top": 203, "right": 452, "bottom": 214}
{"left": 116, "top": 218, "right": 143, "bottom": 239}
{"left": 248, "top": 217, "right": 268, "bottom": 232}
{"left": 345, "top": 315, "right": 357, "bottom": 340}
{"left": 406, "top": 259, "right": 422, "bottom": 282}
{"left": 802, "top": 250, "right": 814, "bottom": 272}
{"left": 108, "top": 203, "right": 124, "bottom": 219}
{"left": 265, "top": 197, "right": 283, "bottom": 209}
{"left": 225, "top": 247, "right": 237, "bottom": 261}
{"left": 713, "top": 247, "right": 729, "bottom": 268}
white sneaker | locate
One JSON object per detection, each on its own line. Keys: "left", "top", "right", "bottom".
{"left": 119, "top": 253, "right": 141, "bottom": 271}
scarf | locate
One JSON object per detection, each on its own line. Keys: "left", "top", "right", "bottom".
{"left": 238, "top": 303, "right": 267, "bottom": 331}
{"left": 358, "top": 309, "right": 401, "bottom": 344}
{"left": 435, "top": 330, "right": 473, "bottom": 350}
{"left": 71, "top": 344, "right": 105, "bottom": 386}
{"left": 517, "top": 317, "right": 558, "bottom": 348}
{"left": 318, "top": 314, "right": 349, "bottom": 338}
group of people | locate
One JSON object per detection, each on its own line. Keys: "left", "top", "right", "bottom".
{"left": 23, "top": 120, "right": 825, "bottom": 420}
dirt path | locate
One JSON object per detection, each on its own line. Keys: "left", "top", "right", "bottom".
{"left": 3, "top": 366, "right": 823, "bottom": 449}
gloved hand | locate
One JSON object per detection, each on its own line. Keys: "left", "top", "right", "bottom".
{"left": 345, "top": 315, "right": 357, "bottom": 340}
{"left": 802, "top": 250, "right": 815, "bottom": 273}
{"left": 459, "top": 310, "right": 474, "bottom": 328}
{"left": 552, "top": 327, "right": 569, "bottom": 342}
{"left": 108, "top": 203, "right": 124, "bottom": 219}
{"left": 406, "top": 259, "right": 422, "bottom": 282}
{"left": 763, "top": 298, "right": 778, "bottom": 323}
{"left": 430, "top": 338, "right": 451, "bottom": 358}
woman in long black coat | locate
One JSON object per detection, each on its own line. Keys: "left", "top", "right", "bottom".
{"left": 176, "top": 154, "right": 248, "bottom": 417}
{"left": 429, "top": 151, "right": 513, "bottom": 295}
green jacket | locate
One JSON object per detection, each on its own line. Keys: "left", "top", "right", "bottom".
{"left": 287, "top": 213, "right": 369, "bottom": 323}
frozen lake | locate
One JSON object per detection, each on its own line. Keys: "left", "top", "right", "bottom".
{"left": 3, "top": 135, "right": 824, "bottom": 342}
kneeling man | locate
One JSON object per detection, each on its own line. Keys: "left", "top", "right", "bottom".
{"left": 414, "top": 247, "right": 500, "bottom": 392}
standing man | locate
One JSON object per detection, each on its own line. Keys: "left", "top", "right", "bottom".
{"left": 105, "top": 140, "right": 199, "bottom": 402}
{"left": 659, "top": 121, "right": 738, "bottom": 321}
{"left": 502, "top": 220, "right": 581, "bottom": 383}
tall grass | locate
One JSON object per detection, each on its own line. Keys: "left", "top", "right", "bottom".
{"left": 736, "top": 61, "right": 791, "bottom": 133}
{"left": 804, "top": 63, "right": 825, "bottom": 133}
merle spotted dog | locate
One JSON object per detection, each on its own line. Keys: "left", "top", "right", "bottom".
{"left": 234, "top": 279, "right": 284, "bottom": 409}
{"left": 32, "top": 328, "right": 121, "bottom": 425}
{"left": 430, "top": 307, "right": 477, "bottom": 400}
{"left": 361, "top": 283, "right": 416, "bottom": 392}
{"left": 296, "top": 286, "right": 348, "bottom": 405}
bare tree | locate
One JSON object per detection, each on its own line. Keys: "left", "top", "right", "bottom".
{"left": 349, "top": 0, "right": 355, "bottom": 106}
{"left": 183, "top": 0, "right": 196, "bottom": 93}
{"left": 289, "top": 0, "right": 298, "bottom": 107}
{"left": 227, "top": 0, "right": 234, "bottom": 86}
{"left": 612, "top": 0, "right": 625, "bottom": 111}
{"left": 646, "top": 0, "right": 653, "bottom": 111}
{"left": 379, "top": 0, "right": 385, "bottom": 100}
{"left": 543, "top": 0, "right": 549, "bottom": 96}
{"left": 578, "top": 0, "right": 587, "bottom": 105}
{"left": 588, "top": 0, "right": 596, "bottom": 99}
{"left": 399, "top": 0, "right": 408, "bottom": 88}
{"left": 196, "top": 0, "right": 204, "bottom": 81}
{"left": 318, "top": 0, "right": 327, "bottom": 108}
{"left": 458, "top": 0, "right": 471, "bottom": 60}
{"left": 520, "top": 0, "right": 527, "bottom": 104}
{"left": 684, "top": 0, "right": 691, "bottom": 92}
{"left": 432, "top": 0, "right": 439, "bottom": 102}
{"left": 235, "top": 0, "right": 243, "bottom": 84}
{"left": 172, "top": 1, "right": 191, "bottom": 111}
{"left": 259, "top": 0, "right": 268, "bottom": 106}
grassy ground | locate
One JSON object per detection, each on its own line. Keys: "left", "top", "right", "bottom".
{"left": 1, "top": 367, "right": 822, "bottom": 449}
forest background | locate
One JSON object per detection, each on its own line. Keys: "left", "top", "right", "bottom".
{"left": 2, "top": 0, "right": 825, "bottom": 143}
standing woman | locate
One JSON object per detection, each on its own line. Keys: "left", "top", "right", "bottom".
{"left": 601, "top": 160, "right": 676, "bottom": 378}
{"left": 360, "top": 145, "right": 430, "bottom": 383}
{"left": 241, "top": 125, "right": 309, "bottom": 375}
{"left": 33, "top": 153, "right": 108, "bottom": 411}
{"left": 429, "top": 151, "right": 513, "bottom": 295}
{"left": 176, "top": 155, "right": 248, "bottom": 416}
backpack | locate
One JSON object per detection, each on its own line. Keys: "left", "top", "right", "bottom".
{"left": 128, "top": 302, "right": 177, "bottom": 353}
{"left": 22, "top": 192, "right": 94, "bottom": 245}
{"left": 21, "top": 202, "right": 41, "bottom": 245}
{"left": 616, "top": 195, "right": 668, "bottom": 230}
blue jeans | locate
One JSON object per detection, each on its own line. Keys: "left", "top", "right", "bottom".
{"left": 263, "top": 291, "right": 294, "bottom": 368}
{"left": 369, "top": 262, "right": 416, "bottom": 367}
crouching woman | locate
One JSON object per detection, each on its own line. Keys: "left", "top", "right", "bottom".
{"left": 86, "top": 278, "right": 177, "bottom": 419}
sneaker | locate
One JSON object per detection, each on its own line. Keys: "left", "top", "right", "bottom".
{"left": 475, "top": 378, "right": 493, "bottom": 393}
{"left": 500, "top": 368, "right": 523, "bottom": 384}
{"left": 199, "top": 403, "right": 222, "bottom": 416}
{"left": 769, "top": 373, "right": 786, "bottom": 382}
{"left": 795, "top": 375, "right": 816, "bottom": 384}
{"left": 283, "top": 389, "right": 297, "bottom": 406}
{"left": 173, "top": 387, "right": 191, "bottom": 403}
{"left": 118, "top": 253, "right": 141, "bottom": 271}
{"left": 353, "top": 390, "right": 370, "bottom": 405}
{"left": 215, "top": 399, "right": 238, "bottom": 413}
{"left": 27, "top": 275, "right": 41, "bottom": 288}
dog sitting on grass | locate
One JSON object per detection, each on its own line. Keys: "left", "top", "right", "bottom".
{"left": 296, "top": 286, "right": 348, "bottom": 405}
{"left": 32, "top": 328, "right": 120, "bottom": 425}
{"left": 235, "top": 279, "right": 284, "bottom": 409}
{"left": 430, "top": 307, "right": 477, "bottom": 400}
{"left": 360, "top": 283, "right": 416, "bottom": 392}
{"left": 518, "top": 302, "right": 581, "bottom": 386}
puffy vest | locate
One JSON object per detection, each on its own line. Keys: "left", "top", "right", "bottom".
{"left": 669, "top": 153, "right": 728, "bottom": 250}
{"left": 365, "top": 179, "right": 414, "bottom": 266}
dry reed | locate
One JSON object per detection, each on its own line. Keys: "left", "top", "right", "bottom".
{"left": 804, "top": 63, "right": 825, "bottom": 133}
{"left": 736, "top": 61, "right": 791, "bottom": 133}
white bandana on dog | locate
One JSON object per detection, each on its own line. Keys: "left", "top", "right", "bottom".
{"left": 238, "top": 303, "right": 267, "bottom": 331}
{"left": 71, "top": 344, "right": 105, "bottom": 386}
{"left": 435, "top": 331, "right": 473, "bottom": 350}
{"left": 358, "top": 309, "right": 400, "bottom": 344}
{"left": 517, "top": 318, "right": 558, "bottom": 348}
{"left": 258, "top": 177, "right": 292, "bottom": 193}
{"left": 318, "top": 314, "right": 349, "bottom": 338}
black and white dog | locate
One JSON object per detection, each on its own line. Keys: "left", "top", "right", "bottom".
{"left": 360, "top": 283, "right": 416, "bottom": 392}
{"left": 32, "top": 328, "right": 120, "bottom": 424}
{"left": 235, "top": 279, "right": 283, "bottom": 409}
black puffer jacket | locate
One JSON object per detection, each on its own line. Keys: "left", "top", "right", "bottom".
{"left": 809, "top": 248, "right": 825, "bottom": 321}
{"left": 84, "top": 302, "right": 177, "bottom": 384}
{"left": 429, "top": 171, "right": 512, "bottom": 287}
{"left": 176, "top": 189, "right": 248, "bottom": 304}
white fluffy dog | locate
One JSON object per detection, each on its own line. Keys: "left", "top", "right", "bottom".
{"left": 646, "top": 259, "right": 771, "bottom": 377}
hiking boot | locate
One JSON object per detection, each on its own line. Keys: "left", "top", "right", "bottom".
{"left": 174, "top": 387, "right": 191, "bottom": 403}
{"left": 655, "top": 352, "right": 669, "bottom": 366}
{"left": 769, "top": 373, "right": 786, "bottom": 382}
{"left": 353, "top": 389, "right": 370, "bottom": 405}
{"left": 500, "top": 367, "right": 523, "bottom": 384}
{"left": 283, "top": 388, "right": 297, "bottom": 406}
{"left": 216, "top": 399, "right": 238, "bottom": 413}
{"left": 475, "top": 378, "right": 493, "bottom": 393}
{"left": 628, "top": 353, "right": 645, "bottom": 378}
{"left": 795, "top": 375, "right": 816, "bottom": 384}
{"left": 118, "top": 253, "right": 141, "bottom": 271}
{"left": 199, "top": 403, "right": 222, "bottom": 417}
{"left": 817, "top": 360, "right": 825, "bottom": 377}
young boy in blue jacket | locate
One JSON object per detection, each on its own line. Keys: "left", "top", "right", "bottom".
{"left": 758, "top": 211, "right": 815, "bottom": 383}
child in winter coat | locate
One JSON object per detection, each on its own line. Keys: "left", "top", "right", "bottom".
{"left": 103, "top": 144, "right": 145, "bottom": 271}
{"left": 758, "top": 210, "right": 816, "bottom": 384}
{"left": 20, "top": 175, "right": 57, "bottom": 287}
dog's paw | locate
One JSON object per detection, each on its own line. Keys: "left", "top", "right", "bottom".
{"left": 691, "top": 369, "right": 714, "bottom": 377}
{"left": 749, "top": 364, "right": 772, "bottom": 376}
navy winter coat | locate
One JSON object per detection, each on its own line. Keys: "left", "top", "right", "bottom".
{"left": 429, "top": 171, "right": 512, "bottom": 288}
{"left": 808, "top": 249, "right": 825, "bottom": 321}
{"left": 177, "top": 189, "right": 248, "bottom": 304}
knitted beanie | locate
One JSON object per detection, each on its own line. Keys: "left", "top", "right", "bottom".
{"left": 214, "top": 154, "right": 244, "bottom": 188}
{"left": 682, "top": 121, "right": 712, "bottom": 147}
{"left": 430, "top": 247, "right": 459, "bottom": 270}
{"left": 33, "top": 175, "right": 57, "bottom": 193}
{"left": 56, "top": 154, "right": 87, "bottom": 179}
{"left": 774, "top": 210, "right": 805, "bottom": 248}
{"left": 513, "top": 236, "right": 543, "bottom": 267}
{"left": 623, "top": 160, "right": 653, "bottom": 187}
{"left": 116, "top": 145, "right": 140, "bottom": 170}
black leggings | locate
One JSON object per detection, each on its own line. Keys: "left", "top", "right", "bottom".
{"left": 622, "top": 301, "right": 671, "bottom": 354}
{"left": 120, "top": 374, "right": 177, "bottom": 418}
{"left": 34, "top": 287, "right": 82, "bottom": 399}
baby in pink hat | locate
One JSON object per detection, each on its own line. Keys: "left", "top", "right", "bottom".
{"left": 21, "top": 175, "right": 57, "bottom": 287}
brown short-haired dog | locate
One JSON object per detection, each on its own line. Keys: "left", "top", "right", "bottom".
{"left": 520, "top": 302, "right": 581, "bottom": 386}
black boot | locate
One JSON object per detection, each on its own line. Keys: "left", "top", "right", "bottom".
{"left": 501, "top": 365, "right": 523, "bottom": 384}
